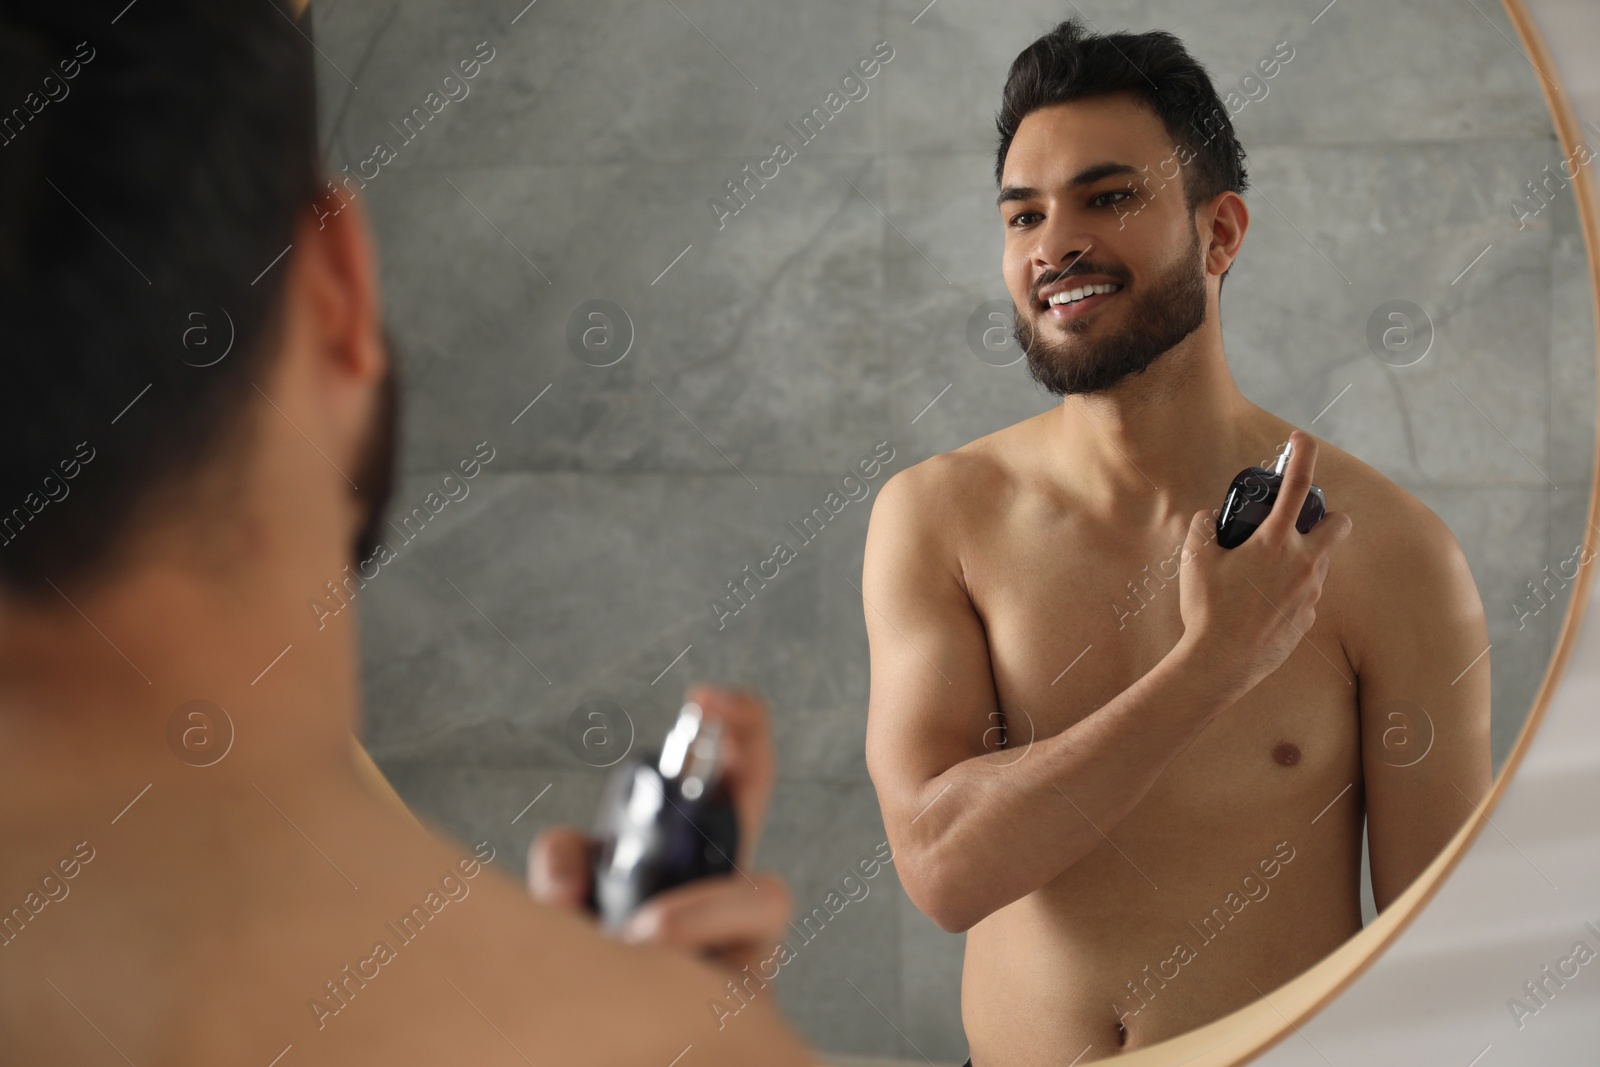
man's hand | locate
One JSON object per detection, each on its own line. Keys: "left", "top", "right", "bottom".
{"left": 1178, "top": 430, "right": 1354, "bottom": 694}
{"left": 527, "top": 683, "right": 794, "bottom": 972}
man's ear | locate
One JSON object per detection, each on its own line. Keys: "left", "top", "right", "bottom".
{"left": 266, "top": 187, "right": 391, "bottom": 522}
{"left": 288, "top": 191, "right": 386, "bottom": 387}
{"left": 1203, "top": 191, "right": 1249, "bottom": 278}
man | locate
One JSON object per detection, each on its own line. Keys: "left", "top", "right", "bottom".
{"left": 0, "top": 4, "right": 814, "bottom": 1064}
{"left": 862, "top": 18, "right": 1492, "bottom": 1066}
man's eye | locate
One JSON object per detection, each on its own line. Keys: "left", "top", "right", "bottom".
{"left": 1093, "top": 189, "right": 1135, "bottom": 207}
{"left": 1008, "top": 212, "right": 1041, "bottom": 228}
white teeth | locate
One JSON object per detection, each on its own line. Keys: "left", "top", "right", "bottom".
{"left": 1047, "top": 283, "right": 1121, "bottom": 307}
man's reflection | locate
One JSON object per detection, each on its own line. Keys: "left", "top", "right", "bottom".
{"left": 861, "top": 17, "right": 1492, "bottom": 1066}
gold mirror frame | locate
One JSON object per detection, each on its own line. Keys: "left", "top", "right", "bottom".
{"left": 303, "top": 0, "right": 1600, "bottom": 1060}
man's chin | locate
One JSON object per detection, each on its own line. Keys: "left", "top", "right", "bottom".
{"left": 1025, "top": 347, "right": 1165, "bottom": 398}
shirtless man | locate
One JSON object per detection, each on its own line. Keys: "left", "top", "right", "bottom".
{"left": 862, "top": 19, "right": 1492, "bottom": 1065}
{"left": 0, "top": 4, "right": 812, "bottom": 1064}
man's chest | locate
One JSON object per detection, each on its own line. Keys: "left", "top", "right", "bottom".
{"left": 963, "top": 521, "right": 1364, "bottom": 823}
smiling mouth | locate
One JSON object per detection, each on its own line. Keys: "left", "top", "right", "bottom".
{"left": 1039, "top": 282, "right": 1123, "bottom": 319}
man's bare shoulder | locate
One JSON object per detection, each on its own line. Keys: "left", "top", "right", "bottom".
{"left": 1308, "top": 435, "right": 1463, "bottom": 564}
{"left": 875, "top": 415, "right": 1041, "bottom": 524}
{"left": 865, "top": 417, "right": 1048, "bottom": 599}
{"left": 1303, "top": 434, "right": 1482, "bottom": 662}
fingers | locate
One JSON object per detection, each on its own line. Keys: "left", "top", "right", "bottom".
{"left": 1304, "top": 508, "right": 1354, "bottom": 554}
{"left": 1261, "top": 430, "right": 1320, "bottom": 537}
{"left": 619, "top": 870, "right": 792, "bottom": 963}
{"left": 527, "top": 825, "right": 592, "bottom": 911}
{"left": 683, "top": 683, "right": 776, "bottom": 863}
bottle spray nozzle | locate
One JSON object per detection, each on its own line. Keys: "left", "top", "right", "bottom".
{"left": 1272, "top": 440, "right": 1293, "bottom": 476}
{"left": 657, "top": 701, "right": 722, "bottom": 801}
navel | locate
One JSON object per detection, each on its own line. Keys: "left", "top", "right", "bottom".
{"left": 1272, "top": 741, "right": 1302, "bottom": 767}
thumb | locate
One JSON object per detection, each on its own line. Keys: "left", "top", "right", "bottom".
{"left": 528, "top": 825, "right": 594, "bottom": 911}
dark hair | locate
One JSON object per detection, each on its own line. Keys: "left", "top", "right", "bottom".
{"left": 994, "top": 18, "right": 1249, "bottom": 234}
{"left": 0, "top": 0, "right": 319, "bottom": 601}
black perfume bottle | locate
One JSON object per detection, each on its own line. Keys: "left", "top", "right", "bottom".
{"left": 586, "top": 701, "right": 740, "bottom": 932}
{"left": 1216, "top": 440, "right": 1327, "bottom": 549}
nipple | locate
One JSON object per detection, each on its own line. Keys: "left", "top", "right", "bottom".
{"left": 1272, "top": 741, "right": 1302, "bottom": 767}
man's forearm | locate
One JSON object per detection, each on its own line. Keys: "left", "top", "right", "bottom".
{"left": 899, "top": 635, "right": 1251, "bottom": 932}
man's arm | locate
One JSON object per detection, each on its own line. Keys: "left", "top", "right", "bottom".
{"left": 1352, "top": 492, "right": 1492, "bottom": 911}
{"left": 863, "top": 462, "right": 1252, "bottom": 933}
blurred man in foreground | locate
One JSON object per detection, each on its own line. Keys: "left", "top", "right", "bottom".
{"left": 0, "top": 3, "right": 813, "bottom": 1063}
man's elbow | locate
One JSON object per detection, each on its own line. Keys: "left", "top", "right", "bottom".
{"left": 899, "top": 856, "right": 989, "bottom": 933}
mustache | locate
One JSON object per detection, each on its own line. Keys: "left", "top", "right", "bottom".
{"left": 1032, "top": 263, "right": 1129, "bottom": 303}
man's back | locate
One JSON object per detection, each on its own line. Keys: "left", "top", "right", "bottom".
{"left": 0, "top": 4, "right": 820, "bottom": 1061}
{"left": 863, "top": 405, "right": 1488, "bottom": 1063}
{"left": 0, "top": 757, "right": 812, "bottom": 1065}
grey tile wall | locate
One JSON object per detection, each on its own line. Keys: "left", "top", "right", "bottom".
{"left": 313, "top": 0, "right": 1597, "bottom": 1059}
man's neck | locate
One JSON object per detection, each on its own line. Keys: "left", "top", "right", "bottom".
{"left": 1044, "top": 337, "right": 1268, "bottom": 526}
{"left": 0, "top": 555, "right": 362, "bottom": 836}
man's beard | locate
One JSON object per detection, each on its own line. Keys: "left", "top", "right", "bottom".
{"left": 1014, "top": 221, "right": 1208, "bottom": 397}
{"left": 349, "top": 331, "right": 400, "bottom": 567}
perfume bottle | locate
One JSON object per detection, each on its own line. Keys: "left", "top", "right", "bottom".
{"left": 1215, "top": 440, "right": 1327, "bottom": 549}
{"left": 586, "top": 701, "right": 740, "bottom": 933}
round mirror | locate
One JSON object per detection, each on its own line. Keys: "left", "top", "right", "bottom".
{"left": 312, "top": 0, "right": 1597, "bottom": 1061}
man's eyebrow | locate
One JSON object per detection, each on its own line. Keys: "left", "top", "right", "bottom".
{"left": 996, "top": 161, "right": 1141, "bottom": 208}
